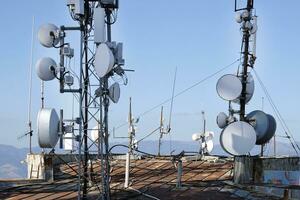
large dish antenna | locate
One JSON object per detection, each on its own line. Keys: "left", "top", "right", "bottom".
{"left": 108, "top": 82, "right": 120, "bottom": 103}
{"left": 38, "top": 23, "right": 59, "bottom": 48}
{"left": 220, "top": 121, "right": 256, "bottom": 155}
{"left": 36, "top": 57, "right": 57, "bottom": 81}
{"left": 233, "top": 73, "right": 255, "bottom": 104}
{"left": 37, "top": 108, "right": 59, "bottom": 148}
{"left": 94, "top": 43, "right": 115, "bottom": 78}
{"left": 246, "top": 110, "right": 277, "bottom": 145}
{"left": 216, "top": 74, "right": 242, "bottom": 101}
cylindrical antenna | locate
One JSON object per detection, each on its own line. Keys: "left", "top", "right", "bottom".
{"left": 27, "top": 16, "right": 35, "bottom": 154}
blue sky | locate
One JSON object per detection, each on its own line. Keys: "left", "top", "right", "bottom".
{"left": 0, "top": 0, "right": 300, "bottom": 149}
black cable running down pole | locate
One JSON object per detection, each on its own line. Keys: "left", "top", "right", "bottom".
{"left": 239, "top": 0, "right": 253, "bottom": 121}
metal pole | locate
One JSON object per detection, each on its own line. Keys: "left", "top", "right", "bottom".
{"left": 158, "top": 106, "right": 163, "bottom": 156}
{"left": 124, "top": 152, "right": 130, "bottom": 188}
{"left": 103, "top": 8, "right": 112, "bottom": 200}
{"left": 27, "top": 16, "right": 35, "bottom": 154}
{"left": 77, "top": 22, "right": 84, "bottom": 200}
{"left": 176, "top": 160, "right": 182, "bottom": 188}
{"left": 239, "top": 0, "right": 253, "bottom": 121}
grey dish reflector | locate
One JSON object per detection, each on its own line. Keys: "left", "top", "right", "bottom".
{"left": 38, "top": 24, "right": 59, "bottom": 48}
{"left": 246, "top": 110, "right": 276, "bottom": 145}
{"left": 36, "top": 57, "right": 57, "bottom": 81}
{"left": 37, "top": 108, "right": 59, "bottom": 148}
{"left": 220, "top": 121, "right": 256, "bottom": 156}
{"left": 216, "top": 74, "right": 242, "bottom": 101}
{"left": 233, "top": 73, "right": 255, "bottom": 104}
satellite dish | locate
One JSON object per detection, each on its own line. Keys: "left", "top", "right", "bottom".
{"left": 192, "top": 133, "right": 200, "bottom": 141}
{"left": 38, "top": 23, "right": 59, "bottom": 48}
{"left": 36, "top": 57, "right": 57, "bottom": 81}
{"left": 216, "top": 112, "right": 228, "bottom": 129}
{"left": 220, "top": 121, "right": 256, "bottom": 156}
{"left": 233, "top": 73, "right": 255, "bottom": 104}
{"left": 216, "top": 74, "right": 242, "bottom": 101}
{"left": 37, "top": 108, "right": 59, "bottom": 148}
{"left": 246, "top": 110, "right": 276, "bottom": 145}
{"left": 108, "top": 82, "right": 120, "bottom": 103}
{"left": 94, "top": 43, "right": 115, "bottom": 78}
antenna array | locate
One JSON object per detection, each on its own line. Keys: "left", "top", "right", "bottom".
{"left": 216, "top": 0, "right": 276, "bottom": 156}
{"left": 35, "top": 0, "right": 126, "bottom": 199}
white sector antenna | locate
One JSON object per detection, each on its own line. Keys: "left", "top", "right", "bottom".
{"left": 38, "top": 23, "right": 59, "bottom": 48}
{"left": 108, "top": 82, "right": 120, "bottom": 103}
{"left": 94, "top": 43, "right": 115, "bottom": 78}
{"left": 216, "top": 74, "right": 242, "bottom": 101}
{"left": 37, "top": 108, "right": 59, "bottom": 148}
{"left": 220, "top": 121, "right": 256, "bottom": 156}
{"left": 36, "top": 57, "right": 57, "bottom": 81}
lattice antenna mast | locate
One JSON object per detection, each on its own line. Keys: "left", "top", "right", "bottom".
{"left": 35, "top": 0, "right": 126, "bottom": 199}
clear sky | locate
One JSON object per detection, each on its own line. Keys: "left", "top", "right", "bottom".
{"left": 0, "top": 0, "right": 300, "bottom": 149}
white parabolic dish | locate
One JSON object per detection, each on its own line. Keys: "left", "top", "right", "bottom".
{"left": 38, "top": 23, "right": 59, "bottom": 48}
{"left": 216, "top": 74, "right": 242, "bottom": 101}
{"left": 220, "top": 121, "right": 256, "bottom": 156}
{"left": 94, "top": 43, "right": 115, "bottom": 78}
{"left": 37, "top": 108, "right": 59, "bottom": 148}
{"left": 36, "top": 57, "right": 57, "bottom": 81}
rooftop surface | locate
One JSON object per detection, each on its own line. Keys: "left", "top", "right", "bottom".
{"left": 0, "top": 156, "right": 281, "bottom": 199}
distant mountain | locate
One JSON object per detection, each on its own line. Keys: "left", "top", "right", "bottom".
{"left": 0, "top": 144, "right": 28, "bottom": 179}
{"left": 0, "top": 140, "right": 299, "bottom": 179}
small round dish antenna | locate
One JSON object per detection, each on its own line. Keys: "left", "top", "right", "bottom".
{"left": 37, "top": 108, "right": 59, "bottom": 148}
{"left": 94, "top": 43, "right": 115, "bottom": 78}
{"left": 108, "top": 82, "right": 120, "bottom": 103}
{"left": 216, "top": 112, "right": 228, "bottom": 129}
{"left": 233, "top": 73, "right": 255, "bottom": 104}
{"left": 38, "top": 23, "right": 59, "bottom": 48}
{"left": 216, "top": 74, "right": 242, "bottom": 101}
{"left": 36, "top": 57, "right": 57, "bottom": 81}
{"left": 246, "top": 110, "right": 276, "bottom": 145}
{"left": 220, "top": 121, "right": 256, "bottom": 156}
{"left": 235, "top": 12, "right": 242, "bottom": 23}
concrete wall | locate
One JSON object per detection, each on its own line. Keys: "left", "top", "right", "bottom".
{"left": 234, "top": 156, "right": 300, "bottom": 199}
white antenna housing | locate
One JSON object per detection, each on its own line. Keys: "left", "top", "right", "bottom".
{"left": 38, "top": 24, "right": 59, "bottom": 48}
{"left": 220, "top": 121, "right": 256, "bottom": 156}
{"left": 37, "top": 108, "right": 59, "bottom": 148}
{"left": 216, "top": 74, "right": 242, "bottom": 101}
{"left": 94, "top": 43, "right": 115, "bottom": 78}
{"left": 94, "top": 6, "right": 106, "bottom": 44}
{"left": 35, "top": 57, "right": 57, "bottom": 81}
